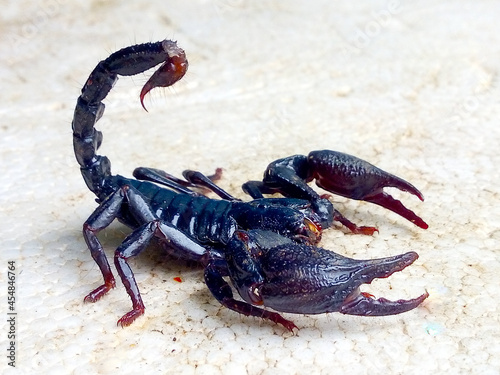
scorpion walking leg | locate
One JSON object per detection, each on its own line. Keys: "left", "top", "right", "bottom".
{"left": 134, "top": 167, "right": 235, "bottom": 200}
{"left": 204, "top": 261, "right": 297, "bottom": 331}
{"left": 182, "top": 169, "right": 238, "bottom": 200}
{"left": 84, "top": 184, "right": 207, "bottom": 326}
{"left": 115, "top": 222, "right": 206, "bottom": 327}
{"left": 113, "top": 222, "right": 154, "bottom": 326}
{"left": 133, "top": 167, "right": 199, "bottom": 195}
{"left": 83, "top": 188, "right": 127, "bottom": 302}
{"left": 82, "top": 185, "right": 153, "bottom": 305}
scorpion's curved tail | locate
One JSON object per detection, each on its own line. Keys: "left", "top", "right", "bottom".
{"left": 72, "top": 40, "right": 188, "bottom": 198}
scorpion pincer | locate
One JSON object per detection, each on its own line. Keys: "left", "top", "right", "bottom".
{"left": 72, "top": 39, "right": 429, "bottom": 331}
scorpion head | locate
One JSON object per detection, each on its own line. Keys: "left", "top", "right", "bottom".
{"left": 230, "top": 199, "right": 323, "bottom": 245}
{"left": 226, "top": 230, "right": 428, "bottom": 318}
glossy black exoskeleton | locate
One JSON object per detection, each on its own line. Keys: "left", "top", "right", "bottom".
{"left": 72, "top": 40, "right": 428, "bottom": 330}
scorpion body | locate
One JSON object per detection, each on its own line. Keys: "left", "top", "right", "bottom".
{"left": 72, "top": 40, "right": 428, "bottom": 330}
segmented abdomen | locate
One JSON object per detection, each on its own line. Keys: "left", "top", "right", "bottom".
{"left": 111, "top": 176, "right": 236, "bottom": 245}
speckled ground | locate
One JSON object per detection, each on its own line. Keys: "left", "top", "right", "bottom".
{"left": 1, "top": 1, "right": 500, "bottom": 374}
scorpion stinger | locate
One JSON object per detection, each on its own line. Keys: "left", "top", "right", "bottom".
{"left": 72, "top": 40, "right": 428, "bottom": 330}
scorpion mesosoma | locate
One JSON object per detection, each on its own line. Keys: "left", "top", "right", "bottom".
{"left": 72, "top": 40, "right": 429, "bottom": 331}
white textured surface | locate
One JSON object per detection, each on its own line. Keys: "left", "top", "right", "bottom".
{"left": 1, "top": 1, "right": 500, "bottom": 374}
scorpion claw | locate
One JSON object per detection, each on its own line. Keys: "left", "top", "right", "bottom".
{"left": 340, "top": 290, "right": 429, "bottom": 316}
{"left": 246, "top": 150, "right": 427, "bottom": 231}
{"left": 361, "top": 192, "right": 428, "bottom": 230}
{"left": 307, "top": 150, "right": 428, "bottom": 229}
{"left": 338, "top": 251, "right": 429, "bottom": 316}
{"left": 227, "top": 230, "right": 428, "bottom": 321}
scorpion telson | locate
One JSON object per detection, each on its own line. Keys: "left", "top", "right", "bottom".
{"left": 139, "top": 40, "right": 188, "bottom": 111}
{"left": 72, "top": 39, "right": 429, "bottom": 331}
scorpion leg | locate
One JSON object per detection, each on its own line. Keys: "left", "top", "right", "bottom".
{"left": 113, "top": 222, "right": 154, "bottom": 326}
{"left": 82, "top": 188, "right": 128, "bottom": 302}
{"left": 115, "top": 186, "right": 207, "bottom": 326}
{"left": 204, "top": 259, "right": 297, "bottom": 331}
{"left": 243, "top": 150, "right": 427, "bottom": 231}
{"left": 134, "top": 166, "right": 235, "bottom": 200}
{"left": 82, "top": 185, "right": 151, "bottom": 310}
{"left": 133, "top": 167, "right": 199, "bottom": 195}
{"left": 83, "top": 184, "right": 207, "bottom": 326}
{"left": 182, "top": 169, "right": 239, "bottom": 200}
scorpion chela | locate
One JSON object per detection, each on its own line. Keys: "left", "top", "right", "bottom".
{"left": 72, "top": 40, "right": 429, "bottom": 331}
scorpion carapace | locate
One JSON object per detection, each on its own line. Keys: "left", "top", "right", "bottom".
{"left": 72, "top": 39, "right": 429, "bottom": 331}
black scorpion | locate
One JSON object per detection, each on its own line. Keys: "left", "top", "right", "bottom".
{"left": 72, "top": 40, "right": 429, "bottom": 331}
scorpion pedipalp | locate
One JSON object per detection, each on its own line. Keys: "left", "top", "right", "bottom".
{"left": 307, "top": 150, "right": 428, "bottom": 230}
{"left": 225, "top": 230, "right": 428, "bottom": 330}
{"left": 243, "top": 150, "right": 428, "bottom": 233}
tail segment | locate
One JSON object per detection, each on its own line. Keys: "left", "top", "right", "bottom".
{"left": 71, "top": 40, "right": 188, "bottom": 198}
